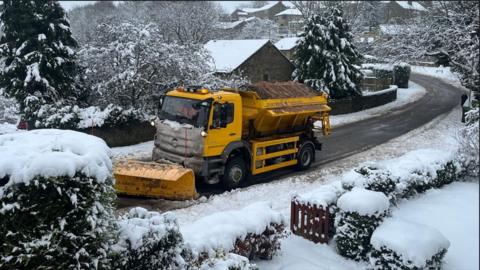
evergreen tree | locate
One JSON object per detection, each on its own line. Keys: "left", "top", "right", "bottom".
{"left": 293, "top": 8, "right": 363, "bottom": 99}
{"left": 0, "top": 0, "right": 84, "bottom": 122}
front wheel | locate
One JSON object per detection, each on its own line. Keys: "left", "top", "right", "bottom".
{"left": 296, "top": 143, "right": 314, "bottom": 170}
{"left": 222, "top": 157, "right": 246, "bottom": 190}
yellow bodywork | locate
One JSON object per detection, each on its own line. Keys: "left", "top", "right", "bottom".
{"left": 114, "top": 160, "right": 197, "bottom": 200}
{"left": 113, "top": 85, "right": 331, "bottom": 200}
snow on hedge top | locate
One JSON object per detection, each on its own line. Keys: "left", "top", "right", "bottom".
{"left": 180, "top": 201, "right": 284, "bottom": 255}
{"left": 293, "top": 182, "right": 344, "bottom": 207}
{"left": 371, "top": 218, "right": 450, "bottom": 267}
{"left": 337, "top": 188, "right": 389, "bottom": 216}
{"left": 274, "top": 37, "right": 300, "bottom": 51}
{"left": 204, "top": 39, "right": 269, "bottom": 73}
{"left": 0, "top": 129, "right": 112, "bottom": 186}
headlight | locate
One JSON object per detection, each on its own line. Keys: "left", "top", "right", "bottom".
{"left": 201, "top": 131, "right": 208, "bottom": 137}
{"left": 150, "top": 120, "right": 155, "bottom": 127}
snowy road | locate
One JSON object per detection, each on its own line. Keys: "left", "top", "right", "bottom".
{"left": 117, "top": 74, "right": 464, "bottom": 209}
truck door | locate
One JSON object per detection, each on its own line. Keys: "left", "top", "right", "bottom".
{"left": 204, "top": 96, "right": 242, "bottom": 157}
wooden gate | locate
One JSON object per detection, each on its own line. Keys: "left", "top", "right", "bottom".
{"left": 290, "top": 199, "right": 331, "bottom": 244}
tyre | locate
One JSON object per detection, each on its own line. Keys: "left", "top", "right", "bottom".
{"left": 296, "top": 142, "right": 314, "bottom": 170}
{"left": 222, "top": 156, "right": 247, "bottom": 190}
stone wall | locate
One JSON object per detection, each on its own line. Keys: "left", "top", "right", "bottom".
{"left": 77, "top": 122, "right": 155, "bottom": 147}
{"left": 237, "top": 42, "right": 294, "bottom": 83}
{"left": 329, "top": 86, "right": 398, "bottom": 115}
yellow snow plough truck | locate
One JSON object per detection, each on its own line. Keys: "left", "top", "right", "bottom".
{"left": 114, "top": 81, "right": 331, "bottom": 200}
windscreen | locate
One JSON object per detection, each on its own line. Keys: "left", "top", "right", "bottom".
{"left": 158, "top": 96, "right": 211, "bottom": 128}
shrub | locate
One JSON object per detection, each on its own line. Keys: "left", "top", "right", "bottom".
{"left": 343, "top": 166, "right": 398, "bottom": 203}
{"left": 456, "top": 107, "right": 479, "bottom": 178}
{"left": 111, "top": 207, "right": 189, "bottom": 270}
{"left": 433, "top": 161, "right": 458, "bottom": 188}
{"left": 369, "top": 218, "right": 450, "bottom": 270}
{"left": 334, "top": 188, "right": 390, "bottom": 261}
{"left": 194, "top": 252, "right": 258, "bottom": 270}
{"left": 233, "top": 223, "right": 287, "bottom": 260}
{"left": 0, "top": 130, "right": 116, "bottom": 270}
{"left": 393, "top": 63, "right": 411, "bottom": 88}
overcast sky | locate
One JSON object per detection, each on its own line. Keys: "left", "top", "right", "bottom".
{"left": 58, "top": 1, "right": 255, "bottom": 13}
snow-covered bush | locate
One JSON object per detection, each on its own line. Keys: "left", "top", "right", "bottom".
{"left": 0, "top": 130, "right": 116, "bottom": 269}
{"left": 0, "top": 94, "right": 19, "bottom": 124}
{"left": 334, "top": 188, "right": 390, "bottom": 261}
{"left": 34, "top": 103, "right": 148, "bottom": 129}
{"left": 369, "top": 218, "right": 450, "bottom": 270}
{"left": 393, "top": 63, "right": 411, "bottom": 88}
{"left": 456, "top": 107, "right": 480, "bottom": 178}
{"left": 343, "top": 166, "right": 397, "bottom": 202}
{"left": 111, "top": 207, "right": 189, "bottom": 270}
{"left": 194, "top": 252, "right": 258, "bottom": 270}
{"left": 181, "top": 202, "right": 286, "bottom": 263}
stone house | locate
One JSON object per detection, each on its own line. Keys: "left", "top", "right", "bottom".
{"left": 274, "top": 37, "right": 300, "bottom": 60}
{"left": 383, "top": 1, "right": 428, "bottom": 23}
{"left": 230, "top": 1, "right": 288, "bottom": 21}
{"left": 274, "top": 8, "right": 303, "bottom": 35}
{"left": 204, "top": 39, "right": 295, "bottom": 83}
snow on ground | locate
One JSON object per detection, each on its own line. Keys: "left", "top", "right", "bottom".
{"left": 0, "top": 122, "right": 19, "bottom": 135}
{"left": 391, "top": 182, "right": 479, "bottom": 270}
{"left": 317, "top": 81, "right": 426, "bottom": 128}
{"left": 411, "top": 66, "right": 459, "bottom": 83}
{"left": 166, "top": 106, "right": 465, "bottom": 270}
{"left": 111, "top": 140, "right": 153, "bottom": 160}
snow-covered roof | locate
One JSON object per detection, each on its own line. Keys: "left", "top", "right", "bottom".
{"left": 240, "top": 2, "right": 279, "bottom": 13}
{"left": 394, "top": 1, "right": 427, "bottom": 11}
{"left": 204, "top": 39, "right": 270, "bottom": 73}
{"left": 274, "top": 37, "right": 300, "bottom": 51}
{"left": 275, "top": 8, "right": 302, "bottom": 16}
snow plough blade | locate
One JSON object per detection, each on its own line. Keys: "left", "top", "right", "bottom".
{"left": 113, "top": 160, "right": 198, "bottom": 200}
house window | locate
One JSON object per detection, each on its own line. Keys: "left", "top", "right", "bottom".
{"left": 263, "top": 73, "right": 269, "bottom": 81}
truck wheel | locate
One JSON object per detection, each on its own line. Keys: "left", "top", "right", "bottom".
{"left": 222, "top": 157, "right": 246, "bottom": 190}
{"left": 296, "top": 143, "right": 314, "bottom": 170}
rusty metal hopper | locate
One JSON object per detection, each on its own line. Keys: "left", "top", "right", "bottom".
{"left": 114, "top": 160, "right": 197, "bottom": 200}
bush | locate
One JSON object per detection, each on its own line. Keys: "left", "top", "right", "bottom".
{"left": 354, "top": 166, "right": 397, "bottom": 202}
{"left": 334, "top": 188, "right": 390, "bottom": 261}
{"left": 393, "top": 63, "right": 411, "bottom": 88}
{"left": 456, "top": 107, "right": 479, "bottom": 178}
{"left": 0, "top": 173, "right": 117, "bottom": 270}
{"left": 369, "top": 218, "right": 450, "bottom": 270}
{"left": 232, "top": 223, "right": 287, "bottom": 260}
{"left": 111, "top": 207, "right": 189, "bottom": 270}
{"left": 194, "top": 252, "right": 258, "bottom": 270}
{"left": 433, "top": 161, "right": 458, "bottom": 188}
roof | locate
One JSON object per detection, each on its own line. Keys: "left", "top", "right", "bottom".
{"left": 204, "top": 39, "right": 270, "bottom": 73}
{"left": 274, "top": 37, "right": 300, "bottom": 50}
{"left": 240, "top": 2, "right": 279, "bottom": 13}
{"left": 275, "top": 8, "right": 302, "bottom": 16}
{"left": 394, "top": 1, "right": 427, "bottom": 11}
{"left": 216, "top": 17, "right": 257, "bottom": 30}
{"left": 379, "top": 24, "right": 408, "bottom": 35}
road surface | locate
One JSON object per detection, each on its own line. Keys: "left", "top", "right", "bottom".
{"left": 117, "top": 74, "right": 463, "bottom": 210}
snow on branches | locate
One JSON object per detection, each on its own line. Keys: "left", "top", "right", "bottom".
{"left": 293, "top": 8, "right": 363, "bottom": 99}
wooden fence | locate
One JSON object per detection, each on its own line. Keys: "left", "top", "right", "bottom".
{"left": 290, "top": 199, "right": 332, "bottom": 244}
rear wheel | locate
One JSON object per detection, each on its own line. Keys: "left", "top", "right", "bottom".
{"left": 222, "top": 157, "right": 246, "bottom": 190}
{"left": 296, "top": 143, "right": 314, "bottom": 170}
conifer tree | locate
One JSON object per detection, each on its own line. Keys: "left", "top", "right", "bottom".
{"left": 0, "top": 0, "right": 84, "bottom": 122}
{"left": 293, "top": 8, "right": 363, "bottom": 99}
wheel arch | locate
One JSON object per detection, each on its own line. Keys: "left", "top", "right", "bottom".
{"left": 221, "top": 141, "right": 252, "bottom": 165}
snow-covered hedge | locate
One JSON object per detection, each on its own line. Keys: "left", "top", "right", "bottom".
{"left": 195, "top": 252, "right": 258, "bottom": 270}
{"left": 0, "top": 129, "right": 116, "bottom": 269}
{"left": 342, "top": 149, "right": 461, "bottom": 202}
{"left": 393, "top": 63, "right": 411, "bottom": 88}
{"left": 34, "top": 103, "right": 149, "bottom": 129}
{"left": 181, "top": 202, "right": 286, "bottom": 262}
{"left": 334, "top": 188, "right": 390, "bottom": 260}
{"left": 111, "top": 207, "right": 189, "bottom": 270}
{"left": 369, "top": 218, "right": 450, "bottom": 270}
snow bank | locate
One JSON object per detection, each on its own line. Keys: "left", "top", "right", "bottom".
{"left": 0, "top": 129, "right": 112, "bottom": 186}
{"left": 411, "top": 65, "right": 459, "bottom": 83}
{"left": 293, "top": 181, "right": 344, "bottom": 207}
{"left": 0, "top": 122, "right": 19, "bottom": 135}
{"left": 198, "top": 253, "right": 256, "bottom": 270}
{"left": 181, "top": 201, "right": 284, "bottom": 255}
{"left": 337, "top": 188, "right": 389, "bottom": 216}
{"left": 371, "top": 218, "right": 450, "bottom": 268}
{"left": 362, "top": 85, "right": 397, "bottom": 97}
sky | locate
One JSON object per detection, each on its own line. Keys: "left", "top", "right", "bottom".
{"left": 59, "top": 1, "right": 255, "bottom": 13}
